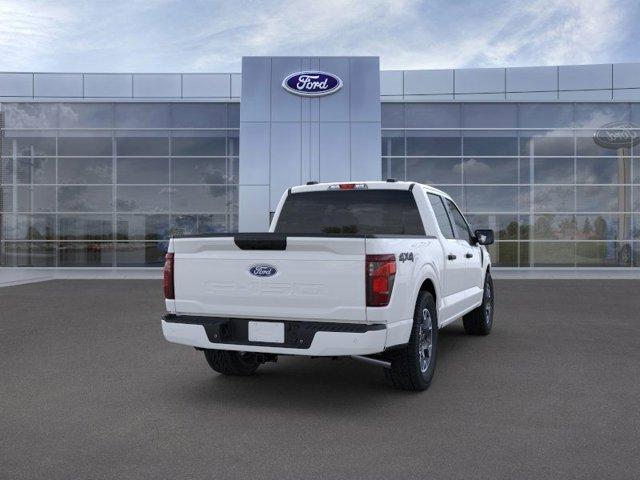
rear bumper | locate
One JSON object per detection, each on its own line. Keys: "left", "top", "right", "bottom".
{"left": 161, "top": 314, "right": 390, "bottom": 356}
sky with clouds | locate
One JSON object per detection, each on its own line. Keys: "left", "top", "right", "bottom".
{"left": 0, "top": 0, "right": 638, "bottom": 73}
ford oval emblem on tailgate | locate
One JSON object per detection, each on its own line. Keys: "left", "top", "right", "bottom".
{"left": 249, "top": 264, "right": 278, "bottom": 277}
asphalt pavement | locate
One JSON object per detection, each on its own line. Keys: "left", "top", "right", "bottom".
{"left": 1, "top": 279, "right": 639, "bottom": 479}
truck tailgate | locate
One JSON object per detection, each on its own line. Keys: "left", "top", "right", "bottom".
{"left": 172, "top": 235, "right": 366, "bottom": 322}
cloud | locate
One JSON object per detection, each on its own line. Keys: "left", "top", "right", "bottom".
{"left": 0, "top": 0, "right": 636, "bottom": 72}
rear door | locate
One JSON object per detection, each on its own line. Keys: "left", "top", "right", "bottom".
{"left": 172, "top": 236, "right": 366, "bottom": 322}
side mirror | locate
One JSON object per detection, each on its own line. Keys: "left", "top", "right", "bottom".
{"left": 474, "top": 229, "right": 494, "bottom": 245}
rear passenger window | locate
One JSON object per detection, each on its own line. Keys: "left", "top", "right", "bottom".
{"left": 427, "top": 193, "right": 455, "bottom": 239}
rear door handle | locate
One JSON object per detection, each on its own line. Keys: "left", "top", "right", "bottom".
{"left": 447, "top": 254, "right": 457, "bottom": 260}
{"left": 465, "top": 253, "right": 473, "bottom": 258}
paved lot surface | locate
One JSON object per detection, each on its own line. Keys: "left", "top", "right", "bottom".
{"left": 1, "top": 280, "right": 639, "bottom": 480}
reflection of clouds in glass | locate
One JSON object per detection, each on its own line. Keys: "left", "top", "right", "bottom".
{"left": 3, "top": 104, "right": 57, "bottom": 128}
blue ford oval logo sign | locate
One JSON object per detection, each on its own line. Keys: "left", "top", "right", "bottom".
{"left": 282, "top": 71, "right": 343, "bottom": 97}
{"left": 249, "top": 264, "right": 278, "bottom": 277}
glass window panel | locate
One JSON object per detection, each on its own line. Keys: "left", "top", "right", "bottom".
{"left": 2, "top": 103, "right": 58, "bottom": 128}
{"left": 634, "top": 215, "right": 640, "bottom": 240}
{"left": 434, "top": 186, "right": 463, "bottom": 208}
{"left": 114, "top": 104, "right": 170, "bottom": 128}
{"left": 518, "top": 104, "right": 573, "bottom": 129}
{"left": 116, "top": 214, "right": 171, "bottom": 240}
{"left": 228, "top": 157, "right": 239, "bottom": 184}
{"left": 116, "top": 136, "right": 168, "bottom": 156}
{"left": 533, "top": 158, "right": 574, "bottom": 184}
{"left": 171, "top": 103, "right": 227, "bottom": 128}
{"left": 463, "top": 186, "right": 518, "bottom": 212}
{"left": 1, "top": 242, "right": 56, "bottom": 267}
{"left": 463, "top": 104, "right": 516, "bottom": 128}
{"left": 58, "top": 186, "right": 113, "bottom": 212}
{"left": 576, "top": 157, "right": 629, "bottom": 184}
{"left": 635, "top": 243, "right": 640, "bottom": 267}
{"left": 407, "top": 158, "right": 461, "bottom": 184}
{"left": 171, "top": 214, "right": 228, "bottom": 237}
{"left": 116, "top": 158, "right": 169, "bottom": 184}
{"left": 519, "top": 134, "right": 574, "bottom": 156}
{"left": 381, "top": 158, "right": 405, "bottom": 181}
{"left": 576, "top": 135, "right": 630, "bottom": 156}
{"left": 227, "top": 130, "right": 239, "bottom": 157}
{"left": 1, "top": 186, "right": 12, "bottom": 211}
{"left": 533, "top": 214, "right": 575, "bottom": 240}
{"left": 574, "top": 103, "right": 630, "bottom": 128}
{"left": 58, "top": 242, "right": 114, "bottom": 267}
{"left": 519, "top": 241, "right": 530, "bottom": 267}
{"left": 171, "top": 186, "right": 228, "bottom": 212}
{"left": 115, "top": 242, "right": 166, "bottom": 267}
{"left": 576, "top": 242, "right": 632, "bottom": 267}
{"left": 1, "top": 158, "right": 12, "bottom": 183}
{"left": 427, "top": 193, "right": 454, "bottom": 239}
{"left": 463, "top": 157, "right": 518, "bottom": 184}
{"left": 406, "top": 104, "right": 460, "bottom": 128}
{"left": 171, "top": 158, "right": 227, "bottom": 184}
{"left": 58, "top": 158, "right": 112, "bottom": 184}
{"left": 381, "top": 103, "right": 404, "bottom": 128}
{"left": 1, "top": 213, "right": 15, "bottom": 239}
{"left": 406, "top": 131, "right": 461, "bottom": 156}
{"left": 228, "top": 186, "right": 238, "bottom": 213}
{"left": 171, "top": 134, "right": 226, "bottom": 156}
{"left": 576, "top": 214, "right": 630, "bottom": 241}
{"left": 3, "top": 136, "right": 56, "bottom": 156}
{"left": 116, "top": 186, "right": 170, "bottom": 213}
{"left": 58, "top": 103, "right": 113, "bottom": 128}
{"left": 486, "top": 242, "right": 518, "bottom": 267}
{"left": 445, "top": 198, "right": 473, "bottom": 243}
{"left": 533, "top": 186, "right": 574, "bottom": 212}
{"left": 381, "top": 130, "right": 404, "bottom": 156}
{"left": 58, "top": 137, "right": 112, "bottom": 156}
{"left": 465, "top": 214, "right": 518, "bottom": 240}
{"left": 463, "top": 135, "right": 518, "bottom": 156}
{"left": 14, "top": 214, "right": 55, "bottom": 240}
{"left": 228, "top": 103, "right": 240, "bottom": 127}
{"left": 576, "top": 186, "right": 630, "bottom": 212}
{"left": 17, "top": 186, "right": 56, "bottom": 212}
{"left": 519, "top": 215, "right": 531, "bottom": 240}
{"left": 58, "top": 214, "right": 113, "bottom": 240}
{"left": 634, "top": 158, "right": 640, "bottom": 183}
{"left": 635, "top": 186, "right": 640, "bottom": 211}
{"left": 532, "top": 242, "right": 575, "bottom": 267}
{"left": 519, "top": 157, "right": 530, "bottom": 184}
{"left": 16, "top": 157, "right": 56, "bottom": 184}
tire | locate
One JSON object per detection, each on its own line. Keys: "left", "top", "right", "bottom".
{"left": 203, "top": 350, "right": 260, "bottom": 376}
{"left": 462, "top": 271, "right": 494, "bottom": 336}
{"left": 384, "top": 291, "right": 438, "bottom": 391}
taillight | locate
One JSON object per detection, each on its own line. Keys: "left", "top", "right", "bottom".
{"left": 366, "top": 254, "right": 396, "bottom": 307}
{"left": 163, "top": 253, "right": 175, "bottom": 299}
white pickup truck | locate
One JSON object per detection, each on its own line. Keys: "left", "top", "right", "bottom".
{"left": 161, "top": 181, "right": 495, "bottom": 391}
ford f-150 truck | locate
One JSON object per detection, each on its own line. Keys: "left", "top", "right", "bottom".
{"left": 161, "top": 181, "right": 495, "bottom": 391}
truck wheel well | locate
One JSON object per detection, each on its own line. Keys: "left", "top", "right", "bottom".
{"left": 419, "top": 279, "right": 436, "bottom": 303}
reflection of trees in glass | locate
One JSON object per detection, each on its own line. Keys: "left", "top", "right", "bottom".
{"left": 534, "top": 215, "right": 575, "bottom": 239}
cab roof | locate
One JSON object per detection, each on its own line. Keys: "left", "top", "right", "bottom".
{"left": 289, "top": 180, "right": 452, "bottom": 199}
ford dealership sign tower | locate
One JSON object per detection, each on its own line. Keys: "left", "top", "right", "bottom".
{"left": 238, "top": 57, "right": 381, "bottom": 232}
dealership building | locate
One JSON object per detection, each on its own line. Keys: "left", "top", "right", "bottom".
{"left": 1, "top": 57, "right": 639, "bottom": 271}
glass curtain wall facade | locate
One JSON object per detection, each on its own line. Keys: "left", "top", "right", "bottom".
{"left": 382, "top": 103, "right": 640, "bottom": 268}
{"left": 0, "top": 102, "right": 239, "bottom": 267}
